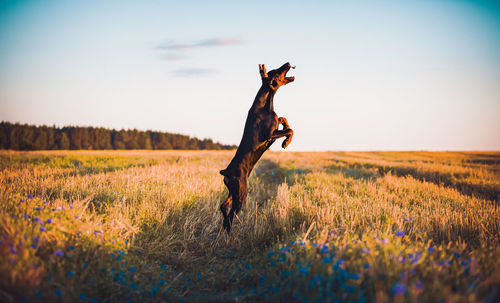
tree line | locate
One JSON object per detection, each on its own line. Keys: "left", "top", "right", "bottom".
{"left": 0, "top": 121, "right": 235, "bottom": 150}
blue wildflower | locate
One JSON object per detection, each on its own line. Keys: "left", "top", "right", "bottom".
{"left": 364, "top": 263, "right": 371, "bottom": 269}
{"left": 125, "top": 239, "right": 129, "bottom": 245}
{"left": 44, "top": 201, "right": 49, "bottom": 205}
{"left": 83, "top": 263, "right": 88, "bottom": 269}
{"left": 28, "top": 194, "right": 33, "bottom": 199}
{"left": 68, "top": 271, "right": 75, "bottom": 277}
{"left": 71, "top": 245, "right": 75, "bottom": 250}
{"left": 46, "top": 218, "right": 52, "bottom": 224}
{"left": 129, "top": 282, "right": 137, "bottom": 289}
{"left": 24, "top": 214, "right": 29, "bottom": 220}
{"left": 35, "top": 207, "right": 41, "bottom": 211}
{"left": 55, "top": 250, "right": 64, "bottom": 257}
{"left": 454, "top": 252, "right": 461, "bottom": 258}
{"left": 31, "top": 243, "right": 38, "bottom": 249}
{"left": 320, "top": 245, "right": 329, "bottom": 254}
{"left": 151, "top": 285, "right": 159, "bottom": 295}
{"left": 404, "top": 218, "right": 409, "bottom": 222}
{"left": 428, "top": 245, "right": 435, "bottom": 253}
{"left": 323, "top": 256, "right": 333, "bottom": 263}
{"left": 137, "top": 249, "right": 142, "bottom": 255}
{"left": 54, "top": 289, "right": 63, "bottom": 297}
{"left": 39, "top": 227, "right": 46, "bottom": 232}
{"left": 79, "top": 293, "right": 87, "bottom": 300}
{"left": 267, "top": 251, "right": 277, "bottom": 258}
{"left": 282, "top": 269, "right": 291, "bottom": 278}
{"left": 395, "top": 231, "right": 405, "bottom": 237}
{"left": 128, "top": 266, "right": 137, "bottom": 272}
{"left": 415, "top": 282, "right": 424, "bottom": 291}
{"left": 20, "top": 199, "right": 24, "bottom": 202}
{"left": 160, "top": 279, "right": 166, "bottom": 285}
{"left": 299, "top": 266, "right": 309, "bottom": 275}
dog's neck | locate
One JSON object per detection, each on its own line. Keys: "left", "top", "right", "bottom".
{"left": 250, "top": 85, "right": 276, "bottom": 113}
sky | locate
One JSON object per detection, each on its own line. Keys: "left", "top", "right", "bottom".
{"left": 0, "top": 0, "right": 499, "bottom": 151}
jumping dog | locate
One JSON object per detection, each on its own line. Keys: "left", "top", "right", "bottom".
{"left": 219, "top": 62, "right": 295, "bottom": 233}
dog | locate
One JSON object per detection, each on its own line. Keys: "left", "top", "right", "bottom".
{"left": 219, "top": 62, "right": 295, "bottom": 233}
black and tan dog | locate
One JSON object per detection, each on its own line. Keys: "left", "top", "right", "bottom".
{"left": 219, "top": 62, "right": 295, "bottom": 233}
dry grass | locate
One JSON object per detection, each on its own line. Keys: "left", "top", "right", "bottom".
{"left": 0, "top": 150, "right": 499, "bottom": 302}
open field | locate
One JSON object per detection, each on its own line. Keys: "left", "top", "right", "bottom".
{"left": 1, "top": 150, "right": 499, "bottom": 302}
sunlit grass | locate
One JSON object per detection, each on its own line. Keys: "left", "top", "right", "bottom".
{"left": 1, "top": 150, "right": 499, "bottom": 302}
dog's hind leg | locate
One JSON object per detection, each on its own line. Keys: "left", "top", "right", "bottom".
{"left": 220, "top": 194, "right": 233, "bottom": 232}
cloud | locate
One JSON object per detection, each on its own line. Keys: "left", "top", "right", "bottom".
{"left": 172, "top": 68, "right": 218, "bottom": 77}
{"left": 157, "top": 37, "right": 241, "bottom": 51}
{"left": 160, "top": 53, "right": 190, "bottom": 61}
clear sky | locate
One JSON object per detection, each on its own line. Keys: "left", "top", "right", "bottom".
{"left": 1, "top": 0, "right": 499, "bottom": 151}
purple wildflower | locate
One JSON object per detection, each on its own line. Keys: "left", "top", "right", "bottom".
{"left": 39, "top": 227, "right": 46, "bottom": 232}
{"left": 395, "top": 231, "right": 405, "bottom": 237}
{"left": 54, "top": 250, "right": 64, "bottom": 257}
{"left": 27, "top": 194, "right": 33, "bottom": 199}
{"left": 391, "top": 282, "right": 406, "bottom": 296}
{"left": 46, "top": 218, "right": 52, "bottom": 224}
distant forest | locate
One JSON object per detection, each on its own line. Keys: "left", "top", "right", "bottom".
{"left": 0, "top": 121, "right": 236, "bottom": 150}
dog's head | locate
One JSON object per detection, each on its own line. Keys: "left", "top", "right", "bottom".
{"left": 259, "top": 62, "right": 295, "bottom": 91}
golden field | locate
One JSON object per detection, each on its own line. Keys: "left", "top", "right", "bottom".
{"left": 0, "top": 150, "right": 499, "bottom": 302}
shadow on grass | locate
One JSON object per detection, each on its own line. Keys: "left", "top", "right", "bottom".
{"left": 324, "top": 160, "right": 499, "bottom": 202}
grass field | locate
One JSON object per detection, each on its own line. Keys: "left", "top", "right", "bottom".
{"left": 1, "top": 150, "right": 499, "bottom": 302}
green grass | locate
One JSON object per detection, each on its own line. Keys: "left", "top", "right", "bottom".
{"left": 0, "top": 150, "right": 499, "bottom": 302}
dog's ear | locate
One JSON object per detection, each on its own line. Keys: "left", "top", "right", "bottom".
{"left": 259, "top": 64, "right": 268, "bottom": 80}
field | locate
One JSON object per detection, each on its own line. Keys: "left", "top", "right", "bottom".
{"left": 1, "top": 150, "right": 499, "bottom": 302}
